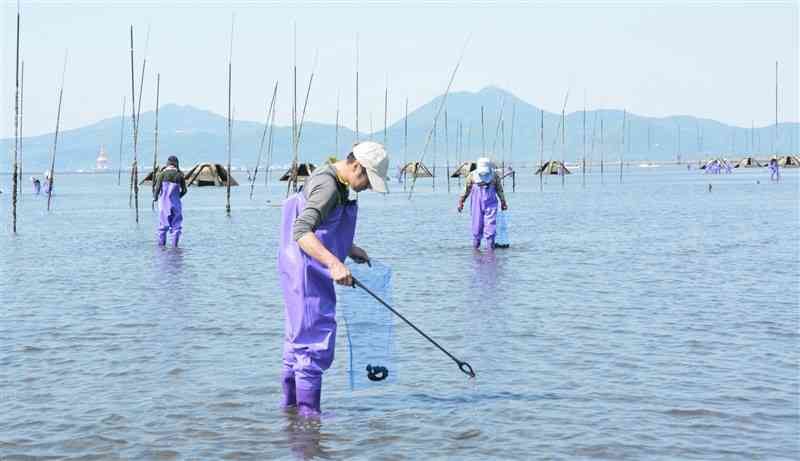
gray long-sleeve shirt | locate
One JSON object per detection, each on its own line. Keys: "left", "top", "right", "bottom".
{"left": 292, "top": 164, "right": 350, "bottom": 241}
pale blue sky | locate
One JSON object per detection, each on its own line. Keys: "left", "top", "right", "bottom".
{"left": 2, "top": 0, "right": 798, "bottom": 138}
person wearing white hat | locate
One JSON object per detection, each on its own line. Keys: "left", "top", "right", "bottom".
{"left": 457, "top": 157, "right": 508, "bottom": 249}
{"left": 277, "top": 141, "right": 389, "bottom": 417}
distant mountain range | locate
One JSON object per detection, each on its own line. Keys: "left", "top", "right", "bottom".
{"left": 2, "top": 86, "right": 798, "bottom": 173}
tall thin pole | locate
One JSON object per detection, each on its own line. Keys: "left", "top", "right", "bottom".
{"left": 539, "top": 108, "right": 544, "bottom": 192}
{"left": 432, "top": 118, "right": 437, "bottom": 191}
{"left": 226, "top": 15, "right": 234, "bottom": 215}
{"left": 335, "top": 91, "right": 340, "bottom": 155}
{"left": 480, "top": 106, "right": 485, "bottom": 153}
{"left": 129, "top": 27, "right": 140, "bottom": 222}
{"left": 11, "top": 10, "right": 20, "bottom": 233}
{"left": 445, "top": 110, "right": 450, "bottom": 193}
{"left": 620, "top": 110, "right": 625, "bottom": 184}
{"left": 561, "top": 106, "right": 566, "bottom": 187}
{"left": 383, "top": 77, "right": 388, "bottom": 146}
{"left": 582, "top": 103, "right": 586, "bottom": 187}
{"left": 509, "top": 103, "right": 515, "bottom": 192}
{"left": 18, "top": 60, "right": 25, "bottom": 199}
{"left": 48, "top": 52, "right": 67, "bottom": 213}
{"left": 251, "top": 81, "right": 278, "bottom": 199}
{"left": 403, "top": 97, "right": 408, "bottom": 191}
{"left": 355, "top": 33, "right": 359, "bottom": 142}
{"left": 151, "top": 73, "right": 160, "bottom": 210}
{"left": 774, "top": 60, "right": 778, "bottom": 154}
{"left": 600, "top": 118, "right": 604, "bottom": 183}
{"left": 117, "top": 97, "right": 126, "bottom": 186}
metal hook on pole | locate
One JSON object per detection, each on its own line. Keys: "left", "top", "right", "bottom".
{"left": 351, "top": 277, "right": 476, "bottom": 378}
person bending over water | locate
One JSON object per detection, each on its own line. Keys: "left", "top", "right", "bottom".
{"left": 277, "top": 141, "right": 390, "bottom": 418}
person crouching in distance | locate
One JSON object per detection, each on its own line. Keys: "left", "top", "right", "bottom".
{"left": 457, "top": 156, "right": 508, "bottom": 249}
{"left": 277, "top": 141, "right": 390, "bottom": 417}
{"left": 154, "top": 155, "right": 188, "bottom": 247}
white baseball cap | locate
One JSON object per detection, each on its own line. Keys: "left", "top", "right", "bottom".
{"left": 476, "top": 157, "right": 494, "bottom": 182}
{"left": 353, "top": 141, "right": 390, "bottom": 193}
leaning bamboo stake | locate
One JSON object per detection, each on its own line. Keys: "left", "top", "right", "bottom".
{"left": 151, "top": 73, "right": 160, "bottom": 210}
{"left": 11, "top": 9, "right": 20, "bottom": 233}
{"left": 47, "top": 52, "right": 68, "bottom": 212}
{"left": 408, "top": 36, "right": 469, "bottom": 199}
{"left": 250, "top": 81, "right": 278, "bottom": 199}
{"left": 117, "top": 97, "right": 126, "bottom": 185}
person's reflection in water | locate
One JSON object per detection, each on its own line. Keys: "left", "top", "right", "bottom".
{"left": 284, "top": 410, "right": 330, "bottom": 460}
{"left": 471, "top": 248, "right": 499, "bottom": 292}
{"left": 155, "top": 247, "right": 186, "bottom": 283}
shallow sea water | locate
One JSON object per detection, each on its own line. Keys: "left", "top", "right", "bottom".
{"left": 1, "top": 165, "right": 798, "bottom": 460}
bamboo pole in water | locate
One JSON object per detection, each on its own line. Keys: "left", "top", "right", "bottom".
{"left": 600, "top": 118, "right": 604, "bottom": 183}
{"left": 481, "top": 106, "right": 485, "bottom": 153}
{"left": 620, "top": 110, "right": 626, "bottom": 184}
{"left": 117, "top": 97, "right": 126, "bottom": 186}
{"left": 335, "top": 91, "right": 340, "bottom": 156}
{"left": 18, "top": 60, "right": 25, "bottom": 201}
{"left": 445, "top": 110, "right": 450, "bottom": 193}
{"left": 561, "top": 107, "right": 566, "bottom": 188}
{"left": 251, "top": 81, "right": 278, "bottom": 199}
{"left": 432, "top": 119, "right": 437, "bottom": 191}
{"left": 151, "top": 73, "right": 160, "bottom": 210}
{"left": 47, "top": 52, "right": 67, "bottom": 213}
{"left": 509, "top": 104, "right": 515, "bottom": 192}
{"left": 403, "top": 98, "right": 408, "bottom": 191}
{"left": 539, "top": 109, "right": 543, "bottom": 192}
{"left": 226, "top": 15, "right": 234, "bottom": 215}
{"left": 383, "top": 79, "right": 388, "bottom": 146}
{"left": 355, "top": 33, "right": 359, "bottom": 143}
{"left": 264, "top": 88, "right": 278, "bottom": 191}
{"left": 128, "top": 27, "right": 140, "bottom": 222}
{"left": 11, "top": 10, "right": 20, "bottom": 233}
{"left": 582, "top": 104, "right": 588, "bottom": 186}
{"left": 774, "top": 60, "right": 778, "bottom": 154}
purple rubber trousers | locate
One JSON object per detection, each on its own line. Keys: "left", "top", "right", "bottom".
{"left": 157, "top": 182, "right": 183, "bottom": 247}
{"left": 277, "top": 192, "right": 357, "bottom": 416}
{"left": 469, "top": 182, "right": 498, "bottom": 249}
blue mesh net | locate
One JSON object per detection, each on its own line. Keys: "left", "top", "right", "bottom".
{"left": 496, "top": 211, "right": 510, "bottom": 247}
{"left": 337, "top": 260, "right": 396, "bottom": 390}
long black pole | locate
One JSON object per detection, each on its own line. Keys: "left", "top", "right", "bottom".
{"left": 352, "top": 277, "right": 475, "bottom": 378}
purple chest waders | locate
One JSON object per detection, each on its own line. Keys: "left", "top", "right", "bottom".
{"left": 157, "top": 182, "right": 183, "bottom": 247}
{"left": 469, "top": 182, "right": 498, "bottom": 249}
{"left": 278, "top": 192, "right": 357, "bottom": 416}
{"left": 33, "top": 181, "right": 41, "bottom": 195}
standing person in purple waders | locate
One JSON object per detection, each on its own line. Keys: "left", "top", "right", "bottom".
{"left": 457, "top": 157, "right": 508, "bottom": 249}
{"left": 154, "top": 155, "right": 188, "bottom": 247}
{"left": 769, "top": 158, "right": 781, "bottom": 182}
{"left": 278, "top": 141, "right": 390, "bottom": 418}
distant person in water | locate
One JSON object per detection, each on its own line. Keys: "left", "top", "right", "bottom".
{"left": 768, "top": 158, "right": 780, "bottom": 182}
{"left": 457, "top": 157, "right": 508, "bottom": 249}
{"left": 31, "top": 177, "right": 41, "bottom": 195}
{"left": 154, "top": 155, "right": 188, "bottom": 247}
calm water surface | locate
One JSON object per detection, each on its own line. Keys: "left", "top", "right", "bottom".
{"left": 1, "top": 166, "right": 798, "bottom": 460}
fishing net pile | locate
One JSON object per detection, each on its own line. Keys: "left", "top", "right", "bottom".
{"left": 337, "top": 260, "right": 396, "bottom": 390}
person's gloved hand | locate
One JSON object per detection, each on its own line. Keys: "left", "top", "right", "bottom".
{"left": 457, "top": 200, "right": 464, "bottom": 213}
{"left": 501, "top": 202, "right": 508, "bottom": 211}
